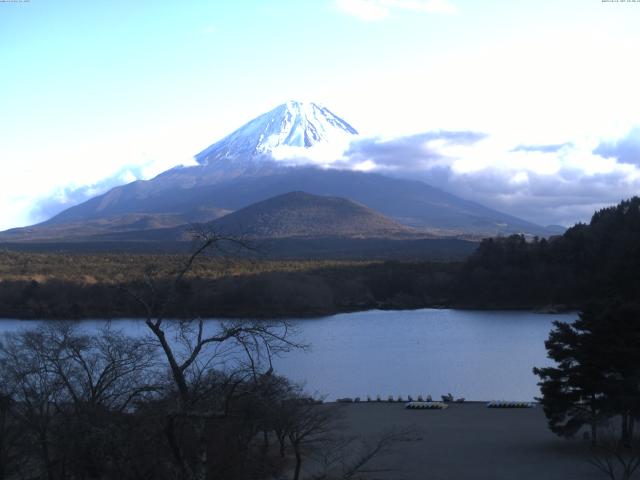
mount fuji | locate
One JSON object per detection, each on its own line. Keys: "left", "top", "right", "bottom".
{"left": 155, "top": 101, "right": 358, "bottom": 185}
{"left": 195, "top": 101, "right": 357, "bottom": 166}
{"left": 0, "top": 101, "right": 558, "bottom": 246}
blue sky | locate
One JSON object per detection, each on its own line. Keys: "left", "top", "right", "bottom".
{"left": 2, "top": 0, "right": 640, "bottom": 229}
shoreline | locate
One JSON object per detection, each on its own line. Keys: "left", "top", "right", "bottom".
{"left": 0, "top": 304, "right": 578, "bottom": 322}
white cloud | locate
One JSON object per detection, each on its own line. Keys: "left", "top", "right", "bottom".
{"left": 28, "top": 165, "right": 151, "bottom": 223}
{"left": 335, "top": 0, "right": 456, "bottom": 21}
{"left": 6, "top": 125, "right": 640, "bottom": 232}
{"left": 0, "top": 152, "right": 195, "bottom": 231}
{"left": 353, "top": 159, "right": 377, "bottom": 171}
{"left": 274, "top": 127, "right": 640, "bottom": 227}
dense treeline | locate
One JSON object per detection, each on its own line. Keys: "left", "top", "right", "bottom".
{"left": 456, "top": 197, "right": 640, "bottom": 309}
{"left": 3, "top": 197, "right": 640, "bottom": 318}
{"left": 526, "top": 199, "right": 640, "bottom": 477}
{"left": 0, "top": 261, "right": 459, "bottom": 319}
{"left": 0, "top": 237, "right": 476, "bottom": 261}
{"left": 0, "top": 251, "right": 374, "bottom": 284}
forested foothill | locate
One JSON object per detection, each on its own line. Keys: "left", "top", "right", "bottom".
{"left": 457, "top": 196, "right": 640, "bottom": 308}
{"left": 3, "top": 197, "right": 640, "bottom": 318}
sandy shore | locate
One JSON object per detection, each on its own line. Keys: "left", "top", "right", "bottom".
{"left": 333, "top": 402, "right": 599, "bottom": 480}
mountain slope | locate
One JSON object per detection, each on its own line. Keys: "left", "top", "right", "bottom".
{"left": 90, "top": 191, "right": 419, "bottom": 242}
{"left": 28, "top": 101, "right": 358, "bottom": 228}
{"left": 199, "top": 167, "right": 544, "bottom": 235}
{"left": 205, "top": 191, "right": 415, "bottom": 238}
{"left": 149, "top": 100, "right": 359, "bottom": 185}
{"left": 2, "top": 166, "right": 551, "bottom": 241}
{"left": 0, "top": 101, "right": 557, "bottom": 242}
{"left": 0, "top": 209, "right": 231, "bottom": 242}
{"left": 195, "top": 101, "right": 357, "bottom": 166}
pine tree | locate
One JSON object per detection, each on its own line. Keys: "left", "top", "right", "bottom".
{"left": 534, "top": 301, "right": 640, "bottom": 446}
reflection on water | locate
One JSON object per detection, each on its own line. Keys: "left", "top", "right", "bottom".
{"left": 0, "top": 309, "right": 575, "bottom": 401}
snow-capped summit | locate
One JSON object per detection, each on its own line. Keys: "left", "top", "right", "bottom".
{"left": 194, "top": 101, "right": 358, "bottom": 167}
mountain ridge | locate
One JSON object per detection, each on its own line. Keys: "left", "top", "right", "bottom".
{"left": 0, "top": 101, "right": 561, "bottom": 243}
{"left": 79, "top": 191, "right": 421, "bottom": 243}
{"left": 192, "top": 191, "right": 417, "bottom": 240}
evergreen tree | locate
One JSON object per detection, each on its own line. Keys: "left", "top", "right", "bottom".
{"left": 534, "top": 316, "right": 607, "bottom": 445}
{"left": 534, "top": 301, "right": 640, "bottom": 445}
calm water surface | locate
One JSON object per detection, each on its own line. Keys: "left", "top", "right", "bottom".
{"left": 0, "top": 309, "right": 575, "bottom": 401}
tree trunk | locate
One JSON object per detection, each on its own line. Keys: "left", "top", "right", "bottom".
{"left": 40, "top": 432, "right": 54, "bottom": 480}
{"left": 292, "top": 442, "right": 302, "bottom": 480}
{"left": 0, "top": 412, "right": 4, "bottom": 480}
{"left": 146, "top": 322, "right": 190, "bottom": 403}
{"left": 590, "top": 395, "right": 598, "bottom": 447}
{"left": 622, "top": 412, "right": 631, "bottom": 448}
{"left": 164, "top": 415, "right": 188, "bottom": 476}
{"left": 0, "top": 404, "right": 5, "bottom": 480}
{"left": 277, "top": 433, "right": 286, "bottom": 458}
{"left": 192, "top": 419, "right": 208, "bottom": 480}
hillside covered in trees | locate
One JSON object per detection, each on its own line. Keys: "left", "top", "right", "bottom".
{"left": 456, "top": 196, "right": 640, "bottom": 309}
{"left": 1, "top": 197, "right": 639, "bottom": 319}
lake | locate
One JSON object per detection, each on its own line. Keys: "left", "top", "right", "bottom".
{"left": 0, "top": 309, "right": 575, "bottom": 401}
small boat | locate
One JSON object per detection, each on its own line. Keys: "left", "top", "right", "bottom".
{"left": 486, "top": 400, "right": 534, "bottom": 408}
{"left": 406, "top": 401, "right": 448, "bottom": 410}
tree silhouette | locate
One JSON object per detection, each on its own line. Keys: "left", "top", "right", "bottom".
{"left": 534, "top": 301, "right": 640, "bottom": 446}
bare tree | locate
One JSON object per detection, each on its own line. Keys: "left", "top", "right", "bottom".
{"left": 41, "top": 322, "right": 159, "bottom": 479}
{"left": 120, "top": 228, "right": 303, "bottom": 480}
{"left": 267, "top": 391, "right": 408, "bottom": 480}
{"left": 0, "top": 323, "right": 160, "bottom": 480}
{"left": 589, "top": 424, "right": 640, "bottom": 480}
{"left": 0, "top": 391, "right": 23, "bottom": 480}
{"left": 34, "top": 322, "right": 159, "bottom": 413}
{"left": 287, "top": 402, "right": 340, "bottom": 480}
{"left": 310, "top": 428, "right": 410, "bottom": 480}
{"left": 0, "top": 329, "right": 67, "bottom": 480}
